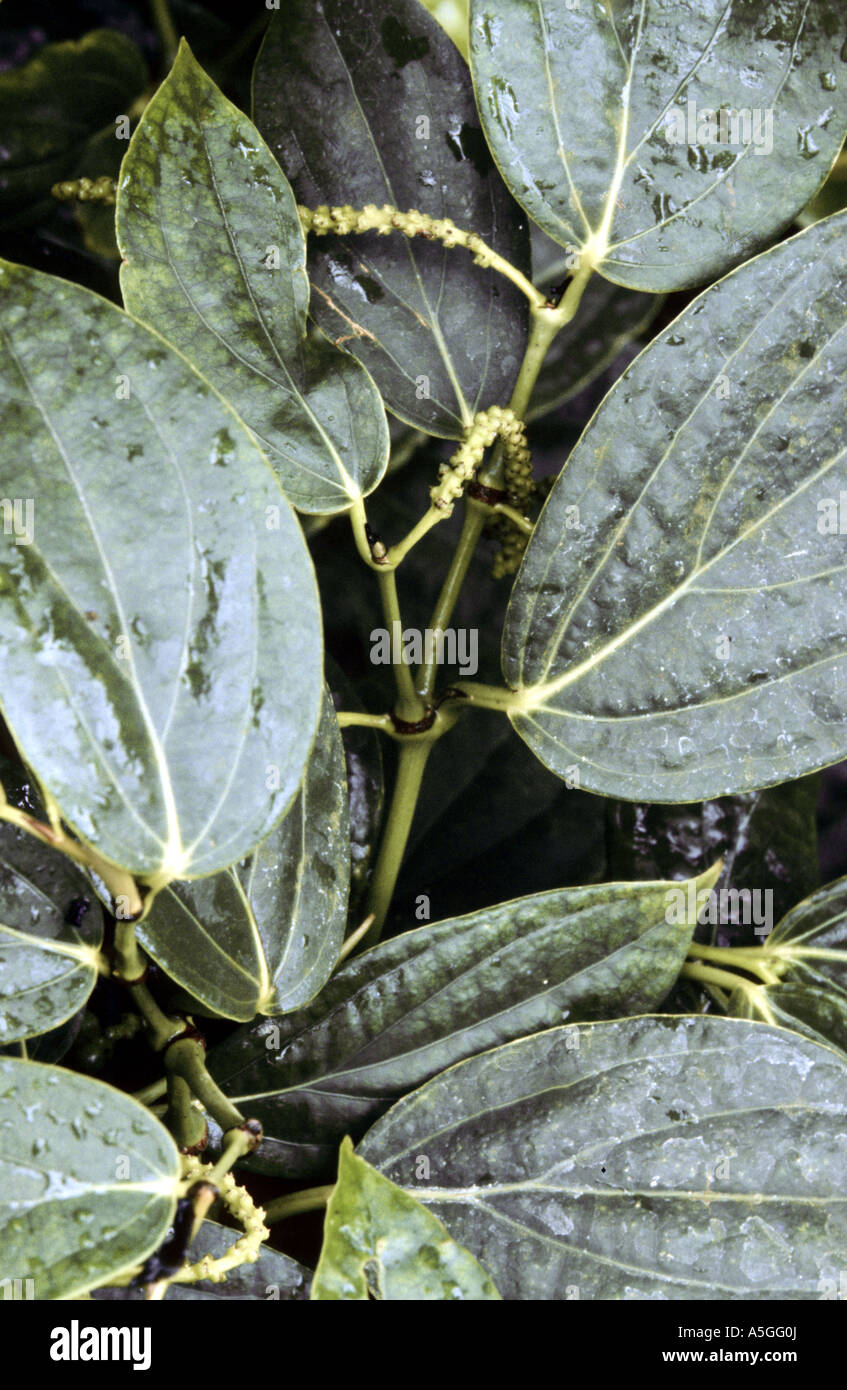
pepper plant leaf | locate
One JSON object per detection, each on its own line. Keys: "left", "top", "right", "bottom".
{"left": 361, "top": 1015, "right": 847, "bottom": 1299}
{"left": 0, "top": 1057, "right": 180, "bottom": 1300}
{"left": 0, "top": 815, "right": 103, "bottom": 1045}
{"left": 504, "top": 213, "right": 847, "bottom": 801}
{"left": 311, "top": 1137, "right": 500, "bottom": 1300}
{"left": 252, "top": 0, "right": 530, "bottom": 437}
{"left": 208, "top": 865, "right": 718, "bottom": 1177}
{"left": 138, "top": 687, "right": 350, "bottom": 1021}
{"left": 0, "top": 259, "right": 323, "bottom": 884}
{"left": 470, "top": 0, "right": 847, "bottom": 290}
{"left": 117, "top": 42, "right": 388, "bottom": 515}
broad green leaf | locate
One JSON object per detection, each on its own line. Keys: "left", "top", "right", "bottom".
{"left": 208, "top": 866, "right": 717, "bottom": 1177}
{"left": 0, "top": 1058, "right": 180, "bottom": 1299}
{"left": 312, "top": 1137, "right": 499, "bottom": 1300}
{"left": 361, "top": 1015, "right": 847, "bottom": 1299}
{"left": 504, "top": 213, "right": 847, "bottom": 802}
{"left": 138, "top": 688, "right": 350, "bottom": 1020}
{"left": 527, "top": 226, "right": 662, "bottom": 420}
{"left": 0, "top": 817, "right": 103, "bottom": 1044}
{"left": 118, "top": 43, "right": 388, "bottom": 515}
{"left": 0, "top": 31, "right": 147, "bottom": 231}
{"left": 607, "top": 776, "right": 820, "bottom": 947}
{"left": 470, "top": 0, "right": 847, "bottom": 291}
{"left": 0, "top": 259, "right": 322, "bottom": 884}
{"left": 92, "top": 1220, "right": 311, "bottom": 1301}
{"left": 252, "top": 0, "right": 530, "bottom": 437}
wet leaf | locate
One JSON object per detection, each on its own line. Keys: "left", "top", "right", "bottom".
{"left": 0, "top": 816, "right": 103, "bottom": 1045}
{"left": 607, "top": 775, "right": 820, "bottom": 946}
{"left": 0, "top": 258, "right": 322, "bottom": 884}
{"left": 312, "top": 1138, "right": 499, "bottom": 1299}
{"left": 208, "top": 866, "right": 717, "bottom": 1177}
{"left": 252, "top": 0, "right": 529, "bottom": 436}
{"left": 361, "top": 1016, "right": 847, "bottom": 1299}
{"left": 138, "top": 688, "right": 350, "bottom": 1020}
{"left": 505, "top": 213, "right": 847, "bottom": 800}
{"left": 470, "top": 0, "right": 847, "bottom": 290}
{"left": 117, "top": 42, "right": 388, "bottom": 515}
{"left": 0, "top": 1057, "right": 180, "bottom": 1299}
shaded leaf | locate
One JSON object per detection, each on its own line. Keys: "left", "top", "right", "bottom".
{"left": 208, "top": 866, "right": 717, "bottom": 1177}
{"left": 470, "top": 0, "right": 847, "bottom": 290}
{"left": 138, "top": 688, "right": 350, "bottom": 1020}
{"left": 607, "top": 776, "right": 820, "bottom": 947}
{"left": 0, "top": 30, "right": 147, "bottom": 231}
{"left": 731, "top": 875, "right": 847, "bottom": 1050}
{"left": 361, "top": 1015, "right": 847, "bottom": 1299}
{"left": 118, "top": 43, "right": 388, "bottom": 514}
{"left": 312, "top": 1137, "right": 499, "bottom": 1299}
{"left": 252, "top": 0, "right": 529, "bottom": 436}
{"left": 505, "top": 213, "right": 847, "bottom": 800}
{"left": 0, "top": 1057, "right": 180, "bottom": 1299}
{"left": 399, "top": 710, "right": 607, "bottom": 918}
{"left": 0, "top": 817, "right": 103, "bottom": 1044}
{"left": 0, "top": 258, "right": 323, "bottom": 884}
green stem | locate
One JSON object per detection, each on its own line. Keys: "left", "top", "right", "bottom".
{"left": 336, "top": 710, "right": 393, "bottom": 732}
{"left": 165, "top": 1037, "right": 245, "bottom": 1132}
{"left": 492, "top": 502, "right": 533, "bottom": 534}
{"left": 446, "top": 680, "right": 519, "bottom": 713}
{"left": 129, "top": 983, "right": 184, "bottom": 1051}
{"left": 150, "top": 0, "right": 179, "bottom": 65}
{"left": 205, "top": 1127, "right": 254, "bottom": 1187}
{"left": 365, "top": 738, "right": 433, "bottom": 945}
{"left": 417, "top": 501, "right": 487, "bottom": 701}
{"left": 0, "top": 801, "right": 144, "bottom": 918}
{"left": 264, "top": 1185, "right": 335, "bottom": 1223}
{"left": 682, "top": 964, "right": 777, "bottom": 1025}
{"left": 378, "top": 569, "right": 426, "bottom": 722}
{"left": 165, "top": 1073, "right": 207, "bottom": 1151}
{"left": 680, "top": 961, "right": 760, "bottom": 998}
{"left": 336, "top": 913, "right": 376, "bottom": 965}
{"left": 388, "top": 505, "right": 445, "bottom": 564}
{"left": 686, "top": 940, "right": 785, "bottom": 987}
{"left": 355, "top": 263, "right": 596, "bottom": 947}
{"left": 133, "top": 1077, "right": 168, "bottom": 1106}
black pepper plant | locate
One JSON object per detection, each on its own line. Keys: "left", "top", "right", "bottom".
{"left": 3, "top": 0, "right": 847, "bottom": 1303}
